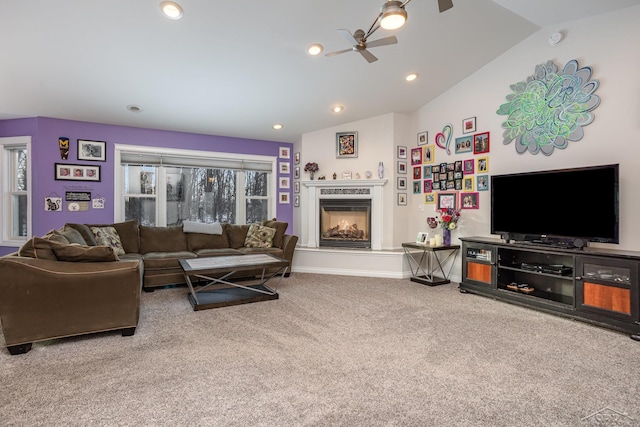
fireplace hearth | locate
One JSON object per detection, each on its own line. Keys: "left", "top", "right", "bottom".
{"left": 319, "top": 199, "right": 371, "bottom": 248}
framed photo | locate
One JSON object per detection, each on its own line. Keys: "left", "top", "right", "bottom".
{"left": 294, "top": 195, "right": 300, "bottom": 207}
{"left": 397, "top": 146, "right": 407, "bottom": 159}
{"left": 413, "top": 166, "right": 421, "bottom": 180}
{"left": 279, "top": 177, "right": 290, "bottom": 189}
{"left": 412, "top": 181, "right": 421, "bottom": 194}
{"left": 397, "top": 193, "right": 407, "bottom": 206}
{"left": 437, "top": 191, "right": 458, "bottom": 210}
{"left": 461, "top": 192, "right": 480, "bottom": 209}
{"left": 455, "top": 136, "right": 473, "bottom": 154}
{"left": 336, "top": 131, "right": 358, "bottom": 158}
{"left": 423, "top": 165, "right": 432, "bottom": 179}
{"left": 425, "top": 193, "right": 435, "bottom": 204}
{"left": 397, "top": 177, "right": 407, "bottom": 190}
{"left": 294, "top": 181, "right": 300, "bottom": 193}
{"left": 397, "top": 161, "right": 407, "bottom": 174}
{"left": 477, "top": 156, "right": 489, "bottom": 173}
{"left": 294, "top": 152, "right": 300, "bottom": 165}
{"left": 279, "top": 147, "right": 290, "bottom": 159}
{"left": 417, "top": 131, "right": 428, "bottom": 146}
{"left": 477, "top": 174, "right": 489, "bottom": 191}
{"left": 410, "top": 147, "right": 422, "bottom": 165}
{"left": 77, "top": 139, "right": 106, "bottom": 162}
{"left": 423, "top": 145, "right": 434, "bottom": 164}
{"left": 279, "top": 162, "right": 290, "bottom": 174}
{"left": 463, "top": 159, "right": 474, "bottom": 175}
{"left": 279, "top": 192, "right": 290, "bottom": 204}
{"left": 416, "top": 231, "right": 428, "bottom": 244}
{"left": 473, "top": 132, "right": 490, "bottom": 154}
{"left": 463, "top": 177, "right": 474, "bottom": 191}
{"left": 462, "top": 117, "right": 476, "bottom": 134}
{"left": 294, "top": 166, "right": 300, "bottom": 179}
{"left": 55, "top": 163, "right": 101, "bottom": 182}
{"left": 423, "top": 179, "right": 432, "bottom": 193}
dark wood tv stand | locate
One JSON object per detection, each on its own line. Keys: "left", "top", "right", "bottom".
{"left": 460, "top": 236, "right": 640, "bottom": 340}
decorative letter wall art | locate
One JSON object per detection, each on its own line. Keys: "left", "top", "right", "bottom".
{"left": 497, "top": 59, "right": 600, "bottom": 156}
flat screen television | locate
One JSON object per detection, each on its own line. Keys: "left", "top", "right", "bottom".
{"left": 491, "top": 164, "right": 619, "bottom": 248}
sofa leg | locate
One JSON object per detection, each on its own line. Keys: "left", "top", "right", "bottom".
{"left": 142, "top": 287, "right": 155, "bottom": 292}
{"left": 121, "top": 327, "right": 136, "bottom": 337}
{"left": 7, "top": 343, "right": 32, "bottom": 355}
{"left": 284, "top": 272, "right": 291, "bottom": 278}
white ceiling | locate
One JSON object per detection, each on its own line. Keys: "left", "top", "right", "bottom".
{"left": 1, "top": 0, "right": 639, "bottom": 143}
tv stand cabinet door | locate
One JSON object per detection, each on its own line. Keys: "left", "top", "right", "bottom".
{"left": 462, "top": 242, "right": 496, "bottom": 288}
{"left": 575, "top": 256, "right": 639, "bottom": 322}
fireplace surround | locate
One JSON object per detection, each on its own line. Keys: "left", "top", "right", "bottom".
{"left": 302, "top": 179, "right": 387, "bottom": 250}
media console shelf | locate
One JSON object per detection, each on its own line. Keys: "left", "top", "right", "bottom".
{"left": 460, "top": 236, "right": 640, "bottom": 340}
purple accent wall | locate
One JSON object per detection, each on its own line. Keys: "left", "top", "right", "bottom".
{"left": 0, "top": 117, "right": 293, "bottom": 255}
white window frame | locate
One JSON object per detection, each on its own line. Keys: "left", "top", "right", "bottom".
{"left": 113, "top": 144, "right": 277, "bottom": 225}
{"left": 0, "top": 136, "right": 32, "bottom": 246}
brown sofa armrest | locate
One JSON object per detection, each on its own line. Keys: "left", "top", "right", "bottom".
{"left": 281, "top": 234, "right": 298, "bottom": 270}
{"left": 0, "top": 257, "right": 141, "bottom": 349}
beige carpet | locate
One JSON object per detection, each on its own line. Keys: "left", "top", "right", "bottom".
{"left": 1, "top": 273, "right": 639, "bottom": 426}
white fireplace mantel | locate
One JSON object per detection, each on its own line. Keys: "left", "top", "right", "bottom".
{"left": 302, "top": 179, "right": 387, "bottom": 250}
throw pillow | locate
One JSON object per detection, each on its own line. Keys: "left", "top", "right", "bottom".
{"left": 260, "top": 218, "right": 288, "bottom": 249}
{"left": 18, "top": 236, "right": 60, "bottom": 260}
{"left": 182, "top": 220, "right": 223, "bottom": 235}
{"left": 51, "top": 242, "right": 120, "bottom": 262}
{"left": 91, "top": 226, "right": 126, "bottom": 255}
{"left": 58, "top": 225, "right": 88, "bottom": 245}
{"left": 243, "top": 224, "right": 276, "bottom": 248}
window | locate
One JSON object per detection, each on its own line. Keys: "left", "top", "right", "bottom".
{"left": 1, "top": 136, "right": 31, "bottom": 245}
{"left": 115, "top": 145, "right": 276, "bottom": 226}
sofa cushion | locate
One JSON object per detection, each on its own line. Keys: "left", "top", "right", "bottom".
{"left": 182, "top": 220, "right": 223, "bottom": 235}
{"left": 58, "top": 225, "right": 88, "bottom": 245}
{"left": 244, "top": 224, "right": 276, "bottom": 248}
{"left": 91, "top": 226, "right": 126, "bottom": 256}
{"left": 51, "top": 242, "right": 120, "bottom": 262}
{"left": 260, "top": 218, "right": 288, "bottom": 249}
{"left": 139, "top": 225, "right": 188, "bottom": 254}
{"left": 186, "top": 232, "right": 230, "bottom": 252}
{"left": 65, "top": 223, "right": 98, "bottom": 246}
{"left": 18, "top": 236, "right": 60, "bottom": 260}
{"left": 194, "top": 248, "right": 243, "bottom": 257}
{"left": 142, "top": 251, "right": 196, "bottom": 269}
{"left": 86, "top": 219, "right": 140, "bottom": 254}
{"left": 225, "top": 224, "right": 250, "bottom": 249}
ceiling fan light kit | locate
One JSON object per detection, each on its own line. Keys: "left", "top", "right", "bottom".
{"left": 380, "top": 1, "right": 407, "bottom": 30}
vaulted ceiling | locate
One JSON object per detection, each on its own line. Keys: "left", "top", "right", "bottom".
{"left": 2, "top": 0, "right": 639, "bottom": 143}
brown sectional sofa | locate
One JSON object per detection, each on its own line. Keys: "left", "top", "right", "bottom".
{"left": 0, "top": 219, "right": 297, "bottom": 355}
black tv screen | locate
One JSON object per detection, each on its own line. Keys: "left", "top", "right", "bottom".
{"left": 491, "top": 164, "right": 619, "bottom": 245}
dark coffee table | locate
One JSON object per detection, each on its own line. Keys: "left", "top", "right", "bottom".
{"left": 179, "top": 254, "right": 289, "bottom": 311}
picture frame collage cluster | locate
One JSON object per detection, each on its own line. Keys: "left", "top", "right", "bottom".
{"left": 278, "top": 147, "right": 294, "bottom": 205}
{"left": 399, "top": 117, "right": 490, "bottom": 209}
{"left": 55, "top": 139, "right": 106, "bottom": 182}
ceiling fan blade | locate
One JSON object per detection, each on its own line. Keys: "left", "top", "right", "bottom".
{"left": 366, "top": 35, "right": 398, "bottom": 48}
{"left": 337, "top": 29, "right": 358, "bottom": 46}
{"left": 438, "top": 0, "right": 453, "bottom": 13}
{"left": 325, "top": 48, "right": 353, "bottom": 58}
{"left": 359, "top": 49, "right": 378, "bottom": 63}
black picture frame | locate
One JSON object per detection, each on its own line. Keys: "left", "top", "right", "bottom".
{"left": 77, "top": 139, "right": 106, "bottom": 162}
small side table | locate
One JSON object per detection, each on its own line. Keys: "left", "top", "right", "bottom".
{"left": 402, "top": 242, "right": 460, "bottom": 286}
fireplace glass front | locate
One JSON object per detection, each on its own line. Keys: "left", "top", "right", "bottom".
{"left": 319, "top": 199, "right": 371, "bottom": 248}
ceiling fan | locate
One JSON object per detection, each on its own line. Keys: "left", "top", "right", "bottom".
{"left": 324, "top": 0, "right": 453, "bottom": 63}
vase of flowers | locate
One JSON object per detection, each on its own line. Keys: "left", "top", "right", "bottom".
{"left": 304, "top": 162, "right": 319, "bottom": 180}
{"left": 437, "top": 207, "right": 461, "bottom": 246}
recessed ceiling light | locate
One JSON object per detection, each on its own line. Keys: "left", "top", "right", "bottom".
{"left": 405, "top": 73, "right": 418, "bottom": 82}
{"left": 160, "top": 1, "right": 183, "bottom": 20}
{"left": 307, "top": 44, "right": 324, "bottom": 56}
{"left": 273, "top": 124, "right": 283, "bottom": 130}
{"left": 127, "top": 104, "right": 143, "bottom": 113}
{"left": 331, "top": 105, "right": 344, "bottom": 113}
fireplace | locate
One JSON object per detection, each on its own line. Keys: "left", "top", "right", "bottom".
{"left": 319, "top": 199, "right": 371, "bottom": 248}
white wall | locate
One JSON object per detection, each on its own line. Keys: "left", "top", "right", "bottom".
{"left": 411, "top": 6, "right": 640, "bottom": 251}
{"left": 295, "top": 113, "right": 411, "bottom": 249}
{"left": 298, "top": 5, "right": 640, "bottom": 254}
